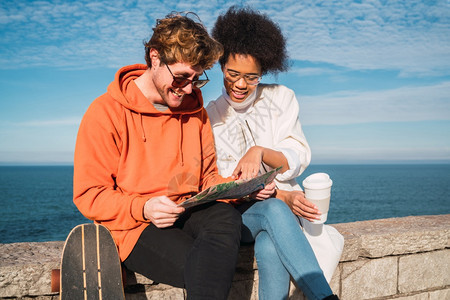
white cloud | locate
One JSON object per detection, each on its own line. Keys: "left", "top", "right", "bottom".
{"left": 290, "top": 66, "right": 340, "bottom": 77}
{"left": 257, "top": 0, "right": 450, "bottom": 76}
{"left": 1, "top": 0, "right": 449, "bottom": 76}
{"left": 299, "top": 81, "right": 450, "bottom": 125}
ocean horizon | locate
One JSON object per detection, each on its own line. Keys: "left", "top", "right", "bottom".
{"left": 1, "top": 163, "right": 449, "bottom": 244}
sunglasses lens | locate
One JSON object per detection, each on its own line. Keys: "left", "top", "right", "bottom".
{"left": 193, "top": 80, "right": 208, "bottom": 88}
{"left": 172, "top": 78, "right": 190, "bottom": 88}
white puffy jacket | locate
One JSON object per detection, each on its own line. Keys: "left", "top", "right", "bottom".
{"left": 206, "top": 84, "right": 344, "bottom": 282}
{"left": 206, "top": 84, "right": 311, "bottom": 191}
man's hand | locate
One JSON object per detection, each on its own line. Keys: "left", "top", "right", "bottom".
{"left": 143, "top": 196, "right": 185, "bottom": 228}
{"left": 277, "top": 190, "right": 321, "bottom": 222}
{"left": 250, "top": 181, "right": 276, "bottom": 201}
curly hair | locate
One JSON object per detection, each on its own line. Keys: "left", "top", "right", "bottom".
{"left": 145, "top": 12, "right": 223, "bottom": 70}
{"left": 212, "top": 6, "right": 289, "bottom": 75}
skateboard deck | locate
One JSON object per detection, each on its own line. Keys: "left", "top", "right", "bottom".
{"left": 60, "top": 223, "right": 125, "bottom": 300}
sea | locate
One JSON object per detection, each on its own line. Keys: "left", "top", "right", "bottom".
{"left": 0, "top": 164, "right": 449, "bottom": 244}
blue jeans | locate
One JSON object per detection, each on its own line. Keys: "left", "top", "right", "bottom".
{"left": 238, "top": 198, "right": 333, "bottom": 300}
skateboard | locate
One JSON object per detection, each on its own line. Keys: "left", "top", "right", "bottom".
{"left": 59, "top": 223, "right": 125, "bottom": 300}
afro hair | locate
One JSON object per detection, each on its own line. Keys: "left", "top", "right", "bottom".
{"left": 212, "top": 6, "right": 289, "bottom": 75}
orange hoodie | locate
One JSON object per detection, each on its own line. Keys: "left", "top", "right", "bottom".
{"left": 73, "top": 64, "right": 231, "bottom": 261}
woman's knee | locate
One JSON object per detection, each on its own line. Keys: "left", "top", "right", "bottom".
{"left": 260, "top": 198, "right": 292, "bottom": 219}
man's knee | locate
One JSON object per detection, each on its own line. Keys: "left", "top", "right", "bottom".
{"left": 206, "top": 202, "right": 242, "bottom": 225}
{"left": 202, "top": 203, "right": 242, "bottom": 242}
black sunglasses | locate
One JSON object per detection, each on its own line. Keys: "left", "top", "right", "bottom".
{"left": 164, "top": 63, "right": 209, "bottom": 89}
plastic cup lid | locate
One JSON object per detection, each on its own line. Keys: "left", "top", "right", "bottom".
{"left": 302, "top": 173, "right": 333, "bottom": 189}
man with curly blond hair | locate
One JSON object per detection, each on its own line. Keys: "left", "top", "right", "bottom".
{"left": 73, "top": 12, "right": 249, "bottom": 299}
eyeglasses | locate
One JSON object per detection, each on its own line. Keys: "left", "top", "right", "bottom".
{"left": 165, "top": 63, "right": 209, "bottom": 89}
{"left": 224, "top": 69, "right": 261, "bottom": 86}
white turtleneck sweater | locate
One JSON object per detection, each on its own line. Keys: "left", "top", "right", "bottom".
{"left": 206, "top": 84, "right": 311, "bottom": 192}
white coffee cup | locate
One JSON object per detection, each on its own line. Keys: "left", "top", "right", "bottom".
{"left": 302, "top": 173, "right": 333, "bottom": 224}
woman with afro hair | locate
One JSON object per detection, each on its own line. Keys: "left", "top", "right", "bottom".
{"left": 206, "top": 6, "right": 343, "bottom": 300}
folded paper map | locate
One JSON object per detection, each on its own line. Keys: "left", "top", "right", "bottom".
{"left": 178, "top": 167, "right": 282, "bottom": 209}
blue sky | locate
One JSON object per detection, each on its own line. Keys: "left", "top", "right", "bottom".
{"left": 1, "top": 0, "right": 449, "bottom": 165}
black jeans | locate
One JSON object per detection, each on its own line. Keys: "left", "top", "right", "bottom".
{"left": 123, "top": 202, "right": 242, "bottom": 300}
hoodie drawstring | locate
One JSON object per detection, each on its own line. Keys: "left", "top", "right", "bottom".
{"left": 179, "top": 115, "right": 184, "bottom": 166}
{"left": 139, "top": 113, "right": 146, "bottom": 142}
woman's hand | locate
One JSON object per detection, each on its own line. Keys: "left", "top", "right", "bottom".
{"left": 250, "top": 181, "right": 276, "bottom": 201}
{"left": 276, "top": 190, "right": 321, "bottom": 222}
{"left": 232, "top": 146, "right": 263, "bottom": 180}
{"left": 232, "top": 146, "right": 290, "bottom": 180}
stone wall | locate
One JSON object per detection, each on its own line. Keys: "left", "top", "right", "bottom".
{"left": 1, "top": 214, "right": 449, "bottom": 300}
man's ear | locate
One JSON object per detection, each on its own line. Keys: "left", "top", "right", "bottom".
{"left": 149, "top": 48, "right": 160, "bottom": 68}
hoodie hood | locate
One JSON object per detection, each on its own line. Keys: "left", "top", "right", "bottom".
{"left": 106, "top": 64, "right": 204, "bottom": 115}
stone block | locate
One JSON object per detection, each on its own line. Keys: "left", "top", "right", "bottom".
{"left": 124, "top": 268, "right": 155, "bottom": 286}
{"left": 1, "top": 215, "right": 449, "bottom": 300}
{"left": 329, "top": 263, "right": 341, "bottom": 295}
{"left": 333, "top": 215, "right": 450, "bottom": 260}
{"left": 340, "top": 257, "right": 397, "bottom": 299}
{"left": 429, "top": 288, "right": 450, "bottom": 300}
{"left": 0, "top": 241, "right": 62, "bottom": 298}
{"left": 392, "top": 292, "right": 429, "bottom": 300}
{"left": 236, "top": 244, "right": 257, "bottom": 270}
{"left": 288, "top": 282, "right": 307, "bottom": 300}
{"left": 232, "top": 245, "right": 257, "bottom": 282}
{"left": 125, "top": 283, "right": 184, "bottom": 299}
{"left": 399, "top": 249, "right": 450, "bottom": 293}
{"left": 5, "top": 297, "right": 58, "bottom": 300}
{"left": 336, "top": 231, "right": 361, "bottom": 262}
{"left": 228, "top": 277, "right": 258, "bottom": 300}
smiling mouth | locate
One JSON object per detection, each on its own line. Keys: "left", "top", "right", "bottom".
{"left": 231, "top": 89, "right": 248, "bottom": 99}
{"left": 170, "top": 88, "right": 184, "bottom": 98}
